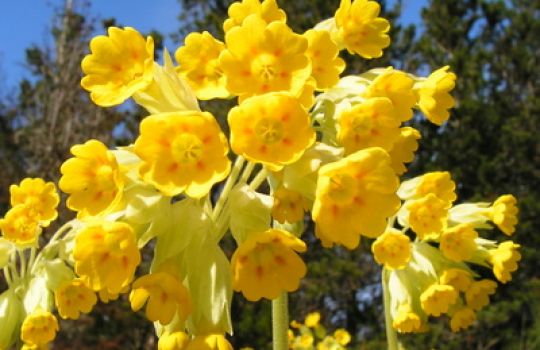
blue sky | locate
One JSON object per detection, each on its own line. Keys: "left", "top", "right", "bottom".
{"left": 0, "top": 0, "right": 425, "bottom": 91}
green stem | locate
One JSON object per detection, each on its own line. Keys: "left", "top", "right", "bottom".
{"left": 30, "top": 222, "right": 73, "bottom": 274}
{"left": 18, "top": 250, "right": 26, "bottom": 279}
{"left": 272, "top": 292, "right": 289, "bottom": 350}
{"left": 211, "top": 156, "right": 245, "bottom": 222}
{"left": 3, "top": 266, "right": 12, "bottom": 286}
{"left": 249, "top": 168, "right": 268, "bottom": 191}
{"left": 239, "top": 161, "right": 256, "bottom": 183}
{"left": 382, "top": 268, "right": 399, "bottom": 350}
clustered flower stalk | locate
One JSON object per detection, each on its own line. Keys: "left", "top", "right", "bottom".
{"left": 0, "top": 0, "right": 521, "bottom": 349}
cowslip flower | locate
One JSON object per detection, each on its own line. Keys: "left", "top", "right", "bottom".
{"left": 392, "top": 304, "right": 422, "bottom": 333}
{"left": 73, "top": 221, "right": 141, "bottom": 294}
{"left": 465, "top": 279, "right": 497, "bottom": 311}
{"left": 388, "top": 127, "right": 421, "bottom": 175}
{"left": 439, "top": 224, "right": 478, "bottom": 262}
{"left": 175, "top": 31, "right": 229, "bottom": 100}
{"left": 334, "top": 329, "right": 351, "bottom": 345}
{"left": 313, "top": 147, "right": 400, "bottom": 249}
{"left": 158, "top": 332, "right": 190, "bottom": 350}
{"left": 228, "top": 93, "right": 315, "bottom": 170}
{"left": 304, "top": 29, "right": 345, "bottom": 90}
{"left": 54, "top": 279, "right": 97, "bottom": 320}
{"left": 372, "top": 229, "right": 411, "bottom": 269}
{"left": 81, "top": 27, "right": 154, "bottom": 106}
{"left": 450, "top": 307, "right": 476, "bottom": 332}
{"left": 0, "top": 205, "right": 40, "bottom": 246}
{"left": 223, "top": 0, "right": 286, "bottom": 33}
{"left": 220, "top": 14, "right": 311, "bottom": 98}
{"left": 334, "top": 0, "right": 390, "bottom": 58}
{"left": 9, "top": 178, "right": 59, "bottom": 226}
{"left": 415, "top": 66, "right": 456, "bottom": 125}
{"left": 407, "top": 193, "right": 449, "bottom": 239}
{"left": 490, "top": 194, "right": 518, "bottom": 236}
{"left": 488, "top": 241, "right": 521, "bottom": 283}
{"left": 20, "top": 310, "right": 59, "bottom": 347}
{"left": 231, "top": 229, "right": 307, "bottom": 301}
{"left": 130, "top": 271, "right": 191, "bottom": 325}
{"left": 135, "top": 111, "right": 231, "bottom": 197}
{"left": 59, "top": 139, "right": 124, "bottom": 217}
{"left": 304, "top": 311, "right": 320, "bottom": 327}
{"left": 415, "top": 171, "right": 457, "bottom": 203}
{"left": 271, "top": 187, "right": 307, "bottom": 223}
{"left": 336, "top": 97, "right": 401, "bottom": 154}
{"left": 186, "top": 334, "right": 233, "bottom": 350}
{"left": 420, "top": 283, "right": 458, "bottom": 316}
{"left": 440, "top": 269, "right": 473, "bottom": 292}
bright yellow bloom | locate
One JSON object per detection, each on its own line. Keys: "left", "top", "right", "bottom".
{"left": 388, "top": 127, "right": 421, "bottom": 175}
{"left": 490, "top": 194, "right": 518, "bottom": 236}
{"left": 335, "top": 0, "right": 390, "bottom": 58}
{"left": 20, "top": 310, "right": 59, "bottom": 347}
{"left": 304, "top": 311, "right": 320, "bottom": 327}
{"left": 334, "top": 329, "right": 351, "bottom": 345}
{"left": 416, "top": 66, "right": 456, "bottom": 125}
{"left": 465, "top": 279, "right": 497, "bottom": 311}
{"left": 420, "top": 283, "right": 458, "bottom": 316}
{"left": 97, "top": 288, "right": 122, "bottom": 304}
{"left": 299, "top": 334, "right": 314, "bottom": 347}
{"left": 363, "top": 68, "right": 416, "bottom": 122}
{"left": 337, "top": 98, "right": 401, "bottom": 155}
{"left": 59, "top": 139, "right": 124, "bottom": 217}
{"left": 10, "top": 178, "right": 59, "bottom": 226}
{"left": 372, "top": 229, "right": 411, "bottom": 269}
{"left": 175, "top": 31, "right": 229, "bottom": 100}
{"left": 223, "top": 0, "right": 286, "bottom": 33}
{"left": 488, "top": 241, "right": 521, "bottom": 283}
{"left": 415, "top": 171, "right": 457, "bottom": 203}
{"left": 440, "top": 269, "right": 473, "bottom": 292}
{"left": 313, "top": 147, "right": 400, "bottom": 249}
{"left": 54, "top": 279, "right": 97, "bottom": 320}
{"left": 81, "top": 27, "right": 154, "bottom": 106}
{"left": 392, "top": 304, "right": 422, "bottom": 333}
{"left": 272, "top": 187, "right": 307, "bottom": 223}
{"left": 220, "top": 15, "right": 311, "bottom": 98}
{"left": 0, "top": 205, "right": 40, "bottom": 246}
{"left": 439, "top": 224, "right": 478, "bottom": 262}
{"left": 158, "top": 332, "right": 190, "bottom": 350}
{"left": 304, "top": 30, "right": 345, "bottom": 90}
{"left": 290, "top": 320, "right": 302, "bottom": 329}
{"left": 228, "top": 93, "right": 315, "bottom": 170}
{"left": 130, "top": 271, "right": 191, "bottom": 325}
{"left": 407, "top": 193, "right": 449, "bottom": 239}
{"left": 450, "top": 307, "right": 476, "bottom": 332}
{"left": 231, "top": 229, "right": 307, "bottom": 301}
{"left": 186, "top": 334, "right": 233, "bottom": 350}
{"left": 73, "top": 221, "right": 140, "bottom": 294}
{"left": 135, "top": 111, "right": 231, "bottom": 197}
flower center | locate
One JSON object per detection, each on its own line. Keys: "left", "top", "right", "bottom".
{"left": 252, "top": 54, "right": 277, "bottom": 82}
{"left": 327, "top": 174, "right": 357, "bottom": 203}
{"left": 254, "top": 117, "right": 283, "bottom": 144}
{"left": 172, "top": 134, "right": 204, "bottom": 163}
{"left": 352, "top": 113, "right": 373, "bottom": 135}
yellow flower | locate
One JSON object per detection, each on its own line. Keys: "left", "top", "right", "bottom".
{"left": 313, "top": 147, "right": 400, "bottom": 249}
{"left": 81, "top": 27, "right": 154, "bottom": 106}
{"left": 20, "top": 310, "right": 59, "bottom": 347}
{"left": 175, "top": 31, "right": 229, "bottom": 100}
{"left": 220, "top": 15, "right": 311, "bottom": 98}
{"left": 334, "top": 328, "right": 351, "bottom": 345}
{"left": 135, "top": 111, "right": 231, "bottom": 197}
{"left": 440, "top": 269, "right": 473, "bottom": 292}
{"left": 334, "top": 0, "right": 390, "bottom": 58}
{"left": 73, "top": 221, "right": 141, "bottom": 294}
{"left": 363, "top": 68, "right": 416, "bottom": 122}
{"left": 299, "top": 334, "right": 314, "bottom": 347}
{"left": 415, "top": 66, "right": 456, "bottom": 125}
{"left": 304, "top": 29, "right": 345, "bottom": 90}
{"left": 130, "top": 271, "right": 191, "bottom": 325}
{"left": 304, "top": 311, "right": 320, "bottom": 327}
{"left": 372, "top": 229, "right": 411, "bottom": 269}
{"left": 59, "top": 139, "right": 124, "bottom": 217}
{"left": 337, "top": 98, "right": 401, "bottom": 155}
{"left": 54, "top": 279, "right": 97, "bottom": 320}
{"left": 407, "top": 193, "right": 449, "bottom": 239}
{"left": 97, "top": 288, "right": 122, "bottom": 304}
{"left": 450, "top": 307, "right": 476, "bottom": 332}
{"left": 488, "top": 241, "right": 521, "bottom": 283}
{"left": 388, "top": 127, "right": 421, "bottom": 175}
{"left": 420, "top": 283, "right": 458, "bottom": 316}
{"left": 186, "top": 334, "right": 233, "bottom": 350}
{"left": 490, "top": 194, "right": 518, "bottom": 236}
{"left": 272, "top": 187, "right": 308, "bottom": 223}
{"left": 0, "top": 205, "right": 40, "bottom": 246}
{"left": 10, "top": 178, "right": 59, "bottom": 226}
{"left": 158, "top": 332, "right": 190, "bottom": 350}
{"left": 228, "top": 93, "right": 315, "bottom": 171}
{"left": 290, "top": 320, "right": 302, "bottom": 329}
{"left": 465, "top": 279, "right": 497, "bottom": 311}
{"left": 415, "top": 171, "right": 457, "bottom": 203}
{"left": 223, "top": 0, "right": 286, "bottom": 33}
{"left": 231, "top": 229, "right": 307, "bottom": 301}
{"left": 392, "top": 304, "right": 422, "bottom": 333}
{"left": 439, "top": 224, "right": 478, "bottom": 262}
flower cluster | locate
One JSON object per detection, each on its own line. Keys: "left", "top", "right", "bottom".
{"left": 288, "top": 312, "right": 352, "bottom": 350}
{"left": 0, "top": 0, "right": 520, "bottom": 348}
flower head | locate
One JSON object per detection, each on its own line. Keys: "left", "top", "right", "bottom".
{"left": 304, "top": 29, "right": 345, "bottom": 90}
{"left": 158, "top": 332, "right": 190, "bottom": 350}
{"left": 415, "top": 171, "right": 457, "bottom": 203}
{"left": 59, "top": 139, "right": 124, "bottom": 217}
{"left": 488, "top": 241, "right": 521, "bottom": 283}
{"left": 465, "top": 279, "right": 497, "bottom": 311}
{"left": 135, "top": 111, "right": 231, "bottom": 197}
{"left": 388, "top": 127, "right": 421, "bottom": 175}
{"left": 334, "top": 329, "right": 351, "bottom": 345}
{"left": 304, "top": 311, "right": 320, "bottom": 328}
{"left": 10, "top": 178, "right": 59, "bottom": 226}
{"left": 186, "top": 334, "right": 233, "bottom": 350}
{"left": 223, "top": 0, "right": 286, "bottom": 33}
{"left": 439, "top": 224, "right": 478, "bottom": 262}
{"left": 231, "top": 229, "right": 307, "bottom": 301}
{"left": 490, "top": 194, "right": 518, "bottom": 236}
{"left": 440, "top": 269, "right": 473, "bottom": 292}
{"left": 0, "top": 205, "right": 40, "bottom": 246}
{"left": 416, "top": 66, "right": 456, "bottom": 125}
{"left": 81, "top": 27, "right": 154, "bottom": 106}
{"left": 420, "top": 283, "right": 458, "bottom": 316}
{"left": 372, "top": 229, "right": 411, "bottom": 269}
{"left": 54, "top": 279, "right": 97, "bottom": 320}
{"left": 20, "top": 310, "right": 59, "bottom": 347}
{"left": 450, "top": 307, "right": 476, "bottom": 332}
{"left": 272, "top": 187, "right": 308, "bottom": 223}
{"left": 392, "top": 304, "right": 422, "bottom": 333}
{"left": 407, "top": 193, "right": 449, "bottom": 239}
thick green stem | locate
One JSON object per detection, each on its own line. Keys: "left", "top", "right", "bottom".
{"left": 249, "top": 168, "right": 268, "bottom": 191}
{"left": 272, "top": 292, "right": 289, "bottom": 350}
{"left": 382, "top": 268, "right": 399, "bottom": 350}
